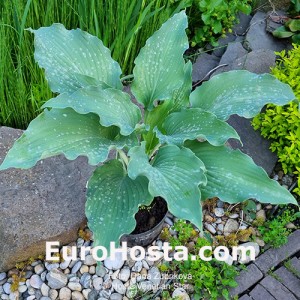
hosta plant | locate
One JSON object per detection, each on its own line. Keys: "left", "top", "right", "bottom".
{"left": 0, "top": 11, "right": 297, "bottom": 252}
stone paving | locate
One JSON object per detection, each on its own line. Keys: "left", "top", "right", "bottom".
{"left": 231, "top": 230, "right": 300, "bottom": 299}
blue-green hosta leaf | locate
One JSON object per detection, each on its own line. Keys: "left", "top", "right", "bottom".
{"left": 190, "top": 70, "right": 295, "bottom": 120}
{"left": 186, "top": 141, "right": 297, "bottom": 205}
{"left": 155, "top": 108, "right": 240, "bottom": 146}
{"left": 29, "top": 24, "right": 122, "bottom": 93}
{"left": 131, "top": 11, "right": 188, "bottom": 110}
{"left": 128, "top": 143, "right": 207, "bottom": 230}
{"left": 0, "top": 108, "right": 137, "bottom": 170}
{"left": 142, "top": 61, "right": 193, "bottom": 153}
{"left": 86, "top": 160, "right": 153, "bottom": 251}
{"left": 171, "top": 61, "right": 193, "bottom": 111}
{"left": 42, "top": 86, "right": 141, "bottom": 136}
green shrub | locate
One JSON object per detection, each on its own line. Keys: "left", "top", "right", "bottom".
{"left": 252, "top": 44, "right": 300, "bottom": 196}
{"left": 186, "top": 0, "right": 251, "bottom": 47}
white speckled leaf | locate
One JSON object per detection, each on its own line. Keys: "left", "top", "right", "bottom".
{"left": 131, "top": 11, "right": 188, "bottom": 110}
{"left": 171, "top": 61, "right": 193, "bottom": 112}
{"left": 0, "top": 108, "right": 137, "bottom": 170}
{"left": 155, "top": 108, "right": 240, "bottom": 146}
{"left": 185, "top": 140, "right": 297, "bottom": 205}
{"left": 42, "top": 87, "right": 141, "bottom": 136}
{"left": 142, "top": 61, "right": 193, "bottom": 153}
{"left": 29, "top": 24, "right": 122, "bottom": 93}
{"left": 86, "top": 160, "right": 153, "bottom": 252}
{"left": 190, "top": 70, "right": 295, "bottom": 120}
{"left": 128, "top": 143, "right": 207, "bottom": 230}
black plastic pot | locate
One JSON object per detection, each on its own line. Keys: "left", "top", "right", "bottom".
{"left": 120, "top": 211, "right": 167, "bottom": 247}
{"left": 120, "top": 197, "right": 168, "bottom": 247}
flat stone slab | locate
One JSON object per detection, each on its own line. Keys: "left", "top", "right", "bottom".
{"left": 230, "top": 264, "right": 263, "bottom": 297}
{"left": 274, "top": 266, "right": 300, "bottom": 298}
{"left": 215, "top": 49, "right": 276, "bottom": 75}
{"left": 212, "top": 33, "right": 236, "bottom": 57}
{"left": 260, "top": 275, "right": 297, "bottom": 300}
{"left": 227, "top": 115, "right": 277, "bottom": 175}
{"left": 249, "top": 284, "right": 276, "bottom": 300}
{"left": 289, "top": 257, "right": 300, "bottom": 276}
{"left": 238, "top": 295, "right": 252, "bottom": 300}
{"left": 0, "top": 127, "right": 95, "bottom": 272}
{"left": 254, "top": 230, "right": 300, "bottom": 274}
{"left": 245, "top": 11, "right": 291, "bottom": 52}
{"left": 218, "top": 42, "right": 248, "bottom": 68}
{"left": 233, "top": 13, "right": 252, "bottom": 36}
{"left": 192, "top": 53, "right": 219, "bottom": 83}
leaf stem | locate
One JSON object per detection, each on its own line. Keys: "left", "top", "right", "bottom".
{"left": 149, "top": 143, "right": 161, "bottom": 161}
{"left": 117, "top": 149, "right": 129, "bottom": 167}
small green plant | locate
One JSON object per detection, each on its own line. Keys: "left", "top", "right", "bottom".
{"left": 252, "top": 44, "right": 300, "bottom": 196}
{"left": 258, "top": 208, "right": 298, "bottom": 248}
{"left": 289, "top": 0, "right": 300, "bottom": 15}
{"left": 186, "top": 0, "right": 251, "bottom": 47}
{"left": 242, "top": 199, "right": 257, "bottom": 220}
{"left": 273, "top": 19, "right": 300, "bottom": 44}
{"left": 0, "top": 12, "right": 297, "bottom": 253}
{"left": 164, "top": 220, "right": 239, "bottom": 300}
{"left": 169, "top": 220, "right": 199, "bottom": 247}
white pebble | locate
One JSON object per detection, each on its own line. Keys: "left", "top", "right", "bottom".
{"left": 41, "top": 283, "right": 50, "bottom": 296}
{"left": 83, "top": 255, "right": 96, "bottom": 266}
{"left": 119, "top": 267, "right": 130, "bottom": 282}
{"left": 59, "top": 287, "right": 71, "bottom": 300}
{"left": 71, "top": 291, "right": 84, "bottom": 300}
{"left": 34, "top": 264, "right": 45, "bottom": 275}
{"left": 92, "top": 277, "right": 103, "bottom": 290}
{"left": 214, "top": 207, "right": 225, "bottom": 217}
{"left": 204, "top": 223, "right": 216, "bottom": 234}
{"left": 71, "top": 261, "right": 82, "bottom": 274}
{"left": 172, "top": 288, "right": 190, "bottom": 300}
{"left": 29, "top": 275, "right": 43, "bottom": 289}
{"left": 165, "top": 217, "right": 173, "bottom": 226}
{"left": 112, "top": 279, "right": 126, "bottom": 294}
{"left": 229, "top": 213, "right": 239, "bottom": 219}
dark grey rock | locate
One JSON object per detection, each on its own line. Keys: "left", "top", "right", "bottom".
{"left": 230, "top": 264, "right": 263, "bottom": 296}
{"left": 192, "top": 53, "right": 220, "bottom": 83}
{"left": 0, "top": 126, "right": 95, "bottom": 272}
{"left": 250, "top": 284, "right": 276, "bottom": 300}
{"left": 254, "top": 230, "right": 300, "bottom": 274}
{"left": 219, "top": 42, "right": 248, "bottom": 66}
{"left": 260, "top": 275, "right": 297, "bottom": 300}
{"left": 274, "top": 266, "right": 300, "bottom": 297}
{"left": 227, "top": 114, "right": 278, "bottom": 175}
{"left": 232, "top": 49, "right": 276, "bottom": 74}
{"left": 214, "top": 49, "right": 276, "bottom": 76}
{"left": 233, "top": 13, "right": 252, "bottom": 36}
{"left": 245, "top": 11, "right": 291, "bottom": 52}
{"left": 213, "top": 34, "right": 236, "bottom": 57}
